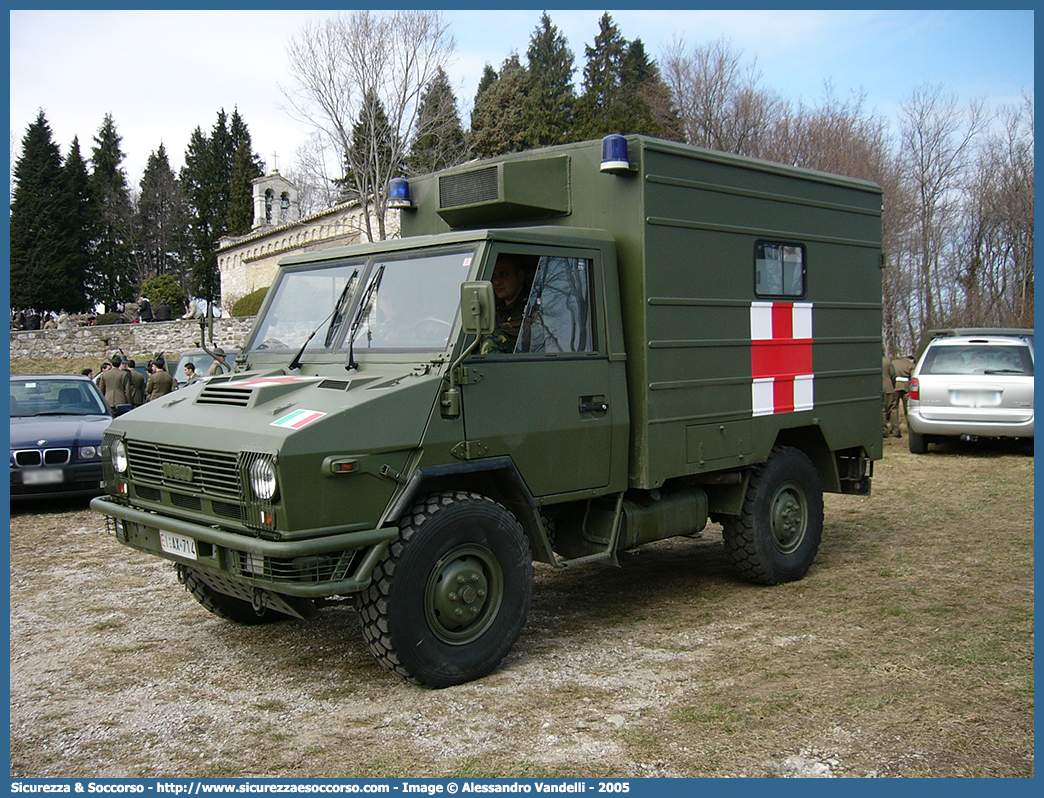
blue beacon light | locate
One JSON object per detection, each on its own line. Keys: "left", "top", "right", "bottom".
{"left": 600, "top": 134, "right": 630, "bottom": 173}
{"left": 388, "top": 177, "right": 413, "bottom": 208}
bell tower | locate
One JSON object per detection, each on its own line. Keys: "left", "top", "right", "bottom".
{"left": 252, "top": 170, "right": 300, "bottom": 229}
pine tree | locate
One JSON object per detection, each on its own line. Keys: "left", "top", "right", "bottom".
{"left": 10, "top": 111, "right": 86, "bottom": 311}
{"left": 472, "top": 64, "right": 499, "bottom": 132}
{"left": 89, "top": 113, "right": 136, "bottom": 309}
{"left": 339, "top": 91, "right": 402, "bottom": 211}
{"left": 524, "top": 12, "right": 576, "bottom": 148}
{"left": 620, "top": 39, "right": 683, "bottom": 140}
{"left": 471, "top": 55, "right": 530, "bottom": 158}
{"left": 227, "top": 108, "right": 263, "bottom": 234}
{"left": 180, "top": 109, "right": 262, "bottom": 302}
{"left": 136, "top": 143, "right": 192, "bottom": 289}
{"left": 61, "top": 137, "right": 94, "bottom": 310}
{"left": 228, "top": 142, "right": 259, "bottom": 234}
{"left": 575, "top": 13, "right": 629, "bottom": 139}
{"left": 407, "top": 67, "right": 467, "bottom": 176}
{"left": 181, "top": 125, "right": 222, "bottom": 303}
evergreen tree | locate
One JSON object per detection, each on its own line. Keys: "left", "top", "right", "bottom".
{"left": 407, "top": 67, "right": 467, "bottom": 176}
{"left": 471, "top": 54, "right": 530, "bottom": 158}
{"left": 181, "top": 125, "right": 222, "bottom": 303}
{"left": 575, "top": 13, "right": 629, "bottom": 139}
{"left": 472, "top": 64, "right": 499, "bottom": 132}
{"left": 89, "top": 113, "right": 136, "bottom": 309}
{"left": 621, "top": 39, "right": 683, "bottom": 140}
{"left": 10, "top": 111, "right": 86, "bottom": 311}
{"left": 61, "top": 137, "right": 94, "bottom": 310}
{"left": 339, "top": 91, "right": 402, "bottom": 207}
{"left": 136, "top": 143, "right": 192, "bottom": 289}
{"left": 180, "top": 108, "right": 262, "bottom": 303}
{"left": 227, "top": 108, "right": 263, "bottom": 234}
{"left": 524, "top": 13, "right": 576, "bottom": 147}
{"left": 228, "top": 142, "right": 260, "bottom": 234}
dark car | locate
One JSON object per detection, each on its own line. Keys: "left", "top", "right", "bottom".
{"left": 10, "top": 374, "right": 114, "bottom": 500}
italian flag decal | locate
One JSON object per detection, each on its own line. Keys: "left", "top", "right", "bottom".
{"left": 750, "top": 302, "right": 814, "bottom": 417}
{"left": 271, "top": 409, "right": 327, "bottom": 429}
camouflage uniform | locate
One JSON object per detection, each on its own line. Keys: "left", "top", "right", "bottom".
{"left": 480, "top": 297, "right": 527, "bottom": 354}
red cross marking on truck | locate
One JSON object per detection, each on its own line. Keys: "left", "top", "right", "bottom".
{"left": 750, "top": 302, "right": 814, "bottom": 416}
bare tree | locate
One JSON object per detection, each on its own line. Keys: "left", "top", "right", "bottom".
{"left": 286, "top": 131, "right": 343, "bottom": 217}
{"left": 281, "top": 11, "right": 455, "bottom": 241}
{"left": 661, "top": 36, "right": 782, "bottom": 157}
{"left": 897, "top": 84, "right": 988, "bottom": 336}
{"left": 956, "top": 95, "right": 1034, "bottom": 328}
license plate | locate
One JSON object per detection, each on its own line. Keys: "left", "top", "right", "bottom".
{"left": 22, "top": 469, "right": 64, "bottom": 485}
{"left": 159, "top": 530, "right": 198, "bottom": 560}
{"left": 952, "top": 389, "right": 1001, "bottom": 407}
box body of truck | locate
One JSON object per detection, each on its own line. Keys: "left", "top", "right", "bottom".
{"left": 92, "top": 136, "right": 882, "bottom": 686}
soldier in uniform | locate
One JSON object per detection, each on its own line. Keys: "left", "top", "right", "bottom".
{"left": 146, "top": 361, "right": 174, "bottom": 401}
{"left": 891, "top": 354, "right": 915, "bottom": 429}
{"left": 123, "top": 358, "right": 147, "bottom": 407}
{"left": 98, "top": 355, "right": 131, "bottom": 410}
{"left": 480, "top": 254, "right": 529, "bottom": 354}
{"left": 207, "top": 348, "right": 229, "bottom": 376}
{"left": 882, "top": 353, "right": 899, "bottom": 438}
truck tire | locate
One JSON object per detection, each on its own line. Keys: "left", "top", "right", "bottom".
{"left": 908, "top": 428, "right": 928, "bottom": 454}
{"left": 179, "top": 566, "right": 289, "bottom": 625}
{"left": 721, "top": 446, "right": 824, "bottom": 585}
{"left": 358, "top": 491, "right": 534, "bottom": 688}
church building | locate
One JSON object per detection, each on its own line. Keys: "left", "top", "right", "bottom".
{"left": 217, "top": 170, "right": 398, "bottom": 309}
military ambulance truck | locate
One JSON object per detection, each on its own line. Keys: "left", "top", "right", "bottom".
{"left": 92, "top": 136, "right": 882, "bottom": 687}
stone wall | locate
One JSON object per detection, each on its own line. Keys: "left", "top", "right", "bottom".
{"left": 9, "top": 317, "right": 256, "bottom": 364}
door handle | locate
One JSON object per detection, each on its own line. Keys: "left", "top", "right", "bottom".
{"left": 579, "top": 402, "right": 609, "bottom": 414}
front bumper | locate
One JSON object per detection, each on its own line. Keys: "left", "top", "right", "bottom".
{"left": 92, "top": 496, "right": 398, "bottom": 598}
{"left": 11, "top": 462, "right": 104, "bottom": 500}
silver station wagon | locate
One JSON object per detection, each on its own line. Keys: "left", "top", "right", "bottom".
{"left": 907, "top": 329, "right": 1034, "bottom": 453}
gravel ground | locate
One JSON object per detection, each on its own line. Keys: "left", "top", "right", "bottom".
{"left": 8, "top": 437, "right": 1035, "bottom": 778}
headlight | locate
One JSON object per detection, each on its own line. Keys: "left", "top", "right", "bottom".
{"left": 112, "top": 439, "right": 128, "bottom": 473}
{"left": 249, "top": 458, "right": 277, "bottom": 501}
{"left": 79, "top": 445, "right": 99, "bottom": 460}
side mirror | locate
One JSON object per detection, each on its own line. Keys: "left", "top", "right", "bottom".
{"left": 460, "top": 281, "right": 496, "bottom": 336}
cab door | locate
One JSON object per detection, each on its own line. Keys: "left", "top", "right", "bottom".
{"left": 461, "top": 246, "right": 614, "bottom": 498}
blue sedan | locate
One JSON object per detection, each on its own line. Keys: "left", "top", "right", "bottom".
{"left": 10, "top": 374, "right": 114, "bottom": 501}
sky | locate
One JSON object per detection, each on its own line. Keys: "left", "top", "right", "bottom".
{"left": 8, "top": 8, "right": 1035, "bottom": 188}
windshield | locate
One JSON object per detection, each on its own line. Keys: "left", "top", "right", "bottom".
{"left": 248, "top": 261, "right": 363, "bottom": 352}
{"left": 250, "top": 247, "right": 477, "bottom": 355}
{"left": 351, "top": 249, "right": 475, "bottom": 352}
{"left": 10, "top": 379, "right": 109, "bottom": 417}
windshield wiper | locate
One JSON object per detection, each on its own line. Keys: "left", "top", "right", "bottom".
{"left": 287, "top": 269, "right": 359, "bottom": 371}
{"left": 345, "top": 264, "right": 386, "bottom": 372}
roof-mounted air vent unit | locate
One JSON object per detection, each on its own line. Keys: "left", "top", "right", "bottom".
{"left": 437, "top": 155, "right": 571, "bottom": 228}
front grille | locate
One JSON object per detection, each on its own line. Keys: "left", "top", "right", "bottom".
{"left": 171, "top": 492, "right": 203, "bottom": 512}
{"left": 126, "top": 441, "right": 240, "bottom": 499}
{"left": 197, "top": 385, "right": 253, "bottom": 407}
{"left": 440, "top": 166, "right": 500, "bottom": 208}
{"left": 213, "top": 500, "right": 245, "bottom": 521}
{"left": 14, "top": 448, "right": 70, "bottom": 467}
{"left": 135, "top": 485, "right": 162, "bottom": 502}
{"left": 234, "top": 548, "right": 363, "bottom": 585}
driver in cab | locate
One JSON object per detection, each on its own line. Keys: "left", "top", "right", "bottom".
{"left": 480, "top": 254, "right": 528, "bottom": 354}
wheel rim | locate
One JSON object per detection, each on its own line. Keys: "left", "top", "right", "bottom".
{"left": 425, "top": 544, "right": 504, "bottom": 645}
{"left": 769, "top": 480, "right": 807, "bottom": 554}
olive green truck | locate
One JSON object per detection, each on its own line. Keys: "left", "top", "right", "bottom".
{"left": 92, "top": 136, "right": 883, "bottom": 687}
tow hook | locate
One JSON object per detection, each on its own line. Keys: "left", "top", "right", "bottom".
{"left": 251, "top": 588, "right": 268, "bottom": 617}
